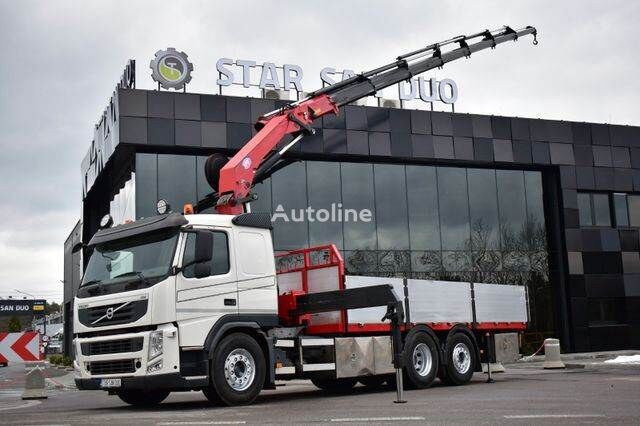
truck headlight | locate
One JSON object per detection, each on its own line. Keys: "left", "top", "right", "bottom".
{"left": 148, "top": 331, "right": 163, "bottom": 360}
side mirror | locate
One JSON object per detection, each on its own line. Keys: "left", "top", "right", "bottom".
{"left": 194, "top": 263, "right": 211, "bottom": 279}
{"left": 71, "top": 242, "right": 85, "bottom": 253}
{"left": 194, "top": 231, "right": 213, "bottom": 264}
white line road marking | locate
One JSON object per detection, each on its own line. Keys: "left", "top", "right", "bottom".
{"left": 504, "top": 414, "right": 605, "bottom": 419}
{"left": 0, "top": 399, "right": 41, "bottom": 411}
{"left": 330, "top": 417, "right": 426, "bottom": 422}
{"left": 156, "top": 422, "right": 247, "bottom": 425}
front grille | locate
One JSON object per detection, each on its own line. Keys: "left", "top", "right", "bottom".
{"left": 81, "top": 338, "right": 143, "bottom": 356}
{"left": 78, "top": 300, "right": 147, "bottom": 328}
{"left": 87, "top": 359, "right": 137, "bottom": 375}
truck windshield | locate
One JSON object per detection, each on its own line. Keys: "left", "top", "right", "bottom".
{"left": 81, "top": 230, "right": 178, "bottom": 288}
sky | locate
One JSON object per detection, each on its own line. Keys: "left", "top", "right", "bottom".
{"left": 0, "top": 1, "right": 638, "bottom": 303}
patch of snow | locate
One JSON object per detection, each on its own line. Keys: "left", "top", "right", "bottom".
{"left": 604, "top": 354, "right": 640, "bottom": 364}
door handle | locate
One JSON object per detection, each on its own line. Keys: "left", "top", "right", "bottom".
{"left": 224, "top": 298, "right": 237, "bottom": 306}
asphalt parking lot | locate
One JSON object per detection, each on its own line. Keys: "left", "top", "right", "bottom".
{"left": 0, "top": 363, "right": 639, "bottom": 425}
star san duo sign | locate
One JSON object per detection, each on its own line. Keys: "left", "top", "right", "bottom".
{"left": 149, "top": 48, "right": 458, "bottom": 105}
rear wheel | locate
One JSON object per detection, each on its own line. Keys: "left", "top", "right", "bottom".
{"left": 441, "top": 333, "right": 475, "bottom": 386}
{"left": 403, "top": 331, "right": 439, "bottom": 389}
{"left": 204, "top": 333, "right": 265, "bottom": 406}
{"left": 116, "top": 389, "right": 169, "bottom": 406}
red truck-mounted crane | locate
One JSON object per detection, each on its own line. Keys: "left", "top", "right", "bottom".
{"left": 74, "top": 26, "right": 538, "bottom": 407}
{"left": 203, "top": 25, "right": 537, "bottom": 215}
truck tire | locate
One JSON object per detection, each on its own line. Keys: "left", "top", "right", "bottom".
{"left": 205, "top": 333, "right": 266, "bottom": 406}
{"left": 403, "top": 331, "right": 439, "bottom": 389}
{"left": 441, "top": 333, "right": 475, "bottom": 386}
{"left": 311, "top": 376, "right": 357, "bottom": 392}
{"left": 116, "top": 389, "right": 169, "bottom": 406}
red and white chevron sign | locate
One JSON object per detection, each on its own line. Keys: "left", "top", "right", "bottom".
{"left": 0, "top": 332, "right": 41, "bottom": 362}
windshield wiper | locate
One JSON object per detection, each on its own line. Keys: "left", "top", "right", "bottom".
{"left": 80, "top": 279, "right": 101, "bottom": 288}
{"left": 112, "top": 271, "right": 150, "bottom": 286}
{"left": 81, "top": 280, "right": 105, "bottom": 296}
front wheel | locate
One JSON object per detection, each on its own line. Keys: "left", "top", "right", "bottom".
{"left": 205, "top": 333, "right": 266, "bottom": 406}
{"left": 116, "top": 389, "right": 169, "bottom": 406}
{"left": 441, "top": 333, "right": 476, "bottom": 386}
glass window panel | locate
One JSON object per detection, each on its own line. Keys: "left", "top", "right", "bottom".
{"left": 442, "top": 251, "right": 471, "bottom": 272}
{"left": 135, "top": 154, "right": 157, "bottom": 219}
{"left": 471, "top": 250, "right": 502, "bottom": 272}
{"left": 307, "top": 162, "right": 344, "bottom": 249}
{"left": 613, "top": 193, "right": 629, "bottom": 227}
{"left": 158, "top": 154, "right": 197, "bottom": 215}
{"left": 182, "top": 231, "right": 230, "bottom": 278}
{"left": 343, "top": 250, "right": 378, "bottom": 275}
{"left": 467, "top": 169, "right": 500, "bottom": 250}
{"left": 502, "top": 252, "right": 531, "bottom": 272}
{"left": 271, "top": 161, "right": 308, "bottom": 250}
{"left": 524, "top": 171, "right": 547, "bottom": 251}
{"left": 110, "top": 175, "right": 135, "bottom": 224}
{"left": 592, "top": 193, "right": 611, "bottom": 227}
{"left": 406, "top": 166, "right": 440, "bottom": 250}
{"left": 378, "top": 250, "right": 410, "bottom": 277}
{"left": 374, "top": 164, "right": 409, "bottom": 250}
{"left": 410, "top": 251, "right": 443, "bottom": 273}
{"left": 341, "top": 163, "right": 377, "bottom": 250}
{"left": 437, "top": 167, "right": 470, "bottom": 250}
{"left": 629, "top": 196, "right": 640, "bottom": 227}
{"left": 577, "top": 193, "right": 592, "bottom": 226}
{"left": 497, "top": 170, "right": 527, "bottom": 251}
{"left": 194, "top": 156, "right": 217, "bottom": 214}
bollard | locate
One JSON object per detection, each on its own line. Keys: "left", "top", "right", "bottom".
{"left": 22, "top": 361, "right": 47, "bottom": 400}
{"left": 542, "top": 338, "right": 565, "bottom": 369}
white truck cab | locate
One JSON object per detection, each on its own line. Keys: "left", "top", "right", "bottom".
{"left": 74, "top": 212, "right": 281, "bottom": 405}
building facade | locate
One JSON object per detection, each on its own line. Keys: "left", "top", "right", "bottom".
{"left": 64, "top": 87, "right": 640, "bottom": 353}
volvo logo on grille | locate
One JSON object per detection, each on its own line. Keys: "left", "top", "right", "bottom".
{"left": 91, "top": 301, "right": 131, "bottom": 325}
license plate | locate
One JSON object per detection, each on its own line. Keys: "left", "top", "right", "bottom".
{"left": 100, "top": 378, "right": 121, "bottom": 388}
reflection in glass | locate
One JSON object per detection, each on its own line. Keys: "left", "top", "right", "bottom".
{"left": 613, "top": 193, "right": 629, "bottom": 227}
{"left": 308, "top": 162, "right": 344, "bottom": 249}
{"left": 271, "top": 161, "right": 309, "bottom": 250}
{"left": 135, "top": 154, "right": 158, "bottom": 219}
{"left": 437, "top": 168, "right": 470, "bottom": 250}
{"left": 629, "top": 195, "right": 640, "bottom": 227}
{"left": 468, "top": 169, "right": 500, "bottom": 250}
{"left": 577, "top": 193, "right": 592, "bottom": 226}
{"left": 406, "top": 166, "right": 441, "bottom": 250}
{"left": 158, "top": 154, "right": 197, "bottom": 215}
{"left": 374, "top": 164, "right": 409, "bottom": 250}
{"left": 592, "top": 193, "right": 611, "bottom": 227}
{"left": 341, "top": 163, "right": 377, "bottom": 250}
{"left": 497, "top": 170, "right": 527, "bottom": 252}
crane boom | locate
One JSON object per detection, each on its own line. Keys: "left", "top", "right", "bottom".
{"left": 212, "top": 25, "right": 538, "bottom": 215}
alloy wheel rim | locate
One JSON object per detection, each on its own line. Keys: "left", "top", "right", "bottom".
{"left": 412, "top": 342, "right": 433, "bottom": 377}
{"left": 452, "top": 342, "right": 471, "bottom": 374}
{"left": 224, "top": 348, "right": 256, "bottom": 391}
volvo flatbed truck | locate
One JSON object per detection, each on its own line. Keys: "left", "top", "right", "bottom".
{"left": 73, "top": 26, "right": 538, "bottom": 406}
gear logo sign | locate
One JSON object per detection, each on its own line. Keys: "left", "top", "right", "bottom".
{"left": 150, "top": 48, "right": 193, "bottom": 90}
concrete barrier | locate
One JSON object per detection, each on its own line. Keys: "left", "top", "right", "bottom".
{"left": 22, "top": 362, "right": 47, "bottom": 399}
{"left": 543, "top": 338, "right": 565, "bottom": 369}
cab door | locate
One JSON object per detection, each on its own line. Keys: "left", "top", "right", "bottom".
{"left": 175, "top": 227, "right": 238, "bottom": 324}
